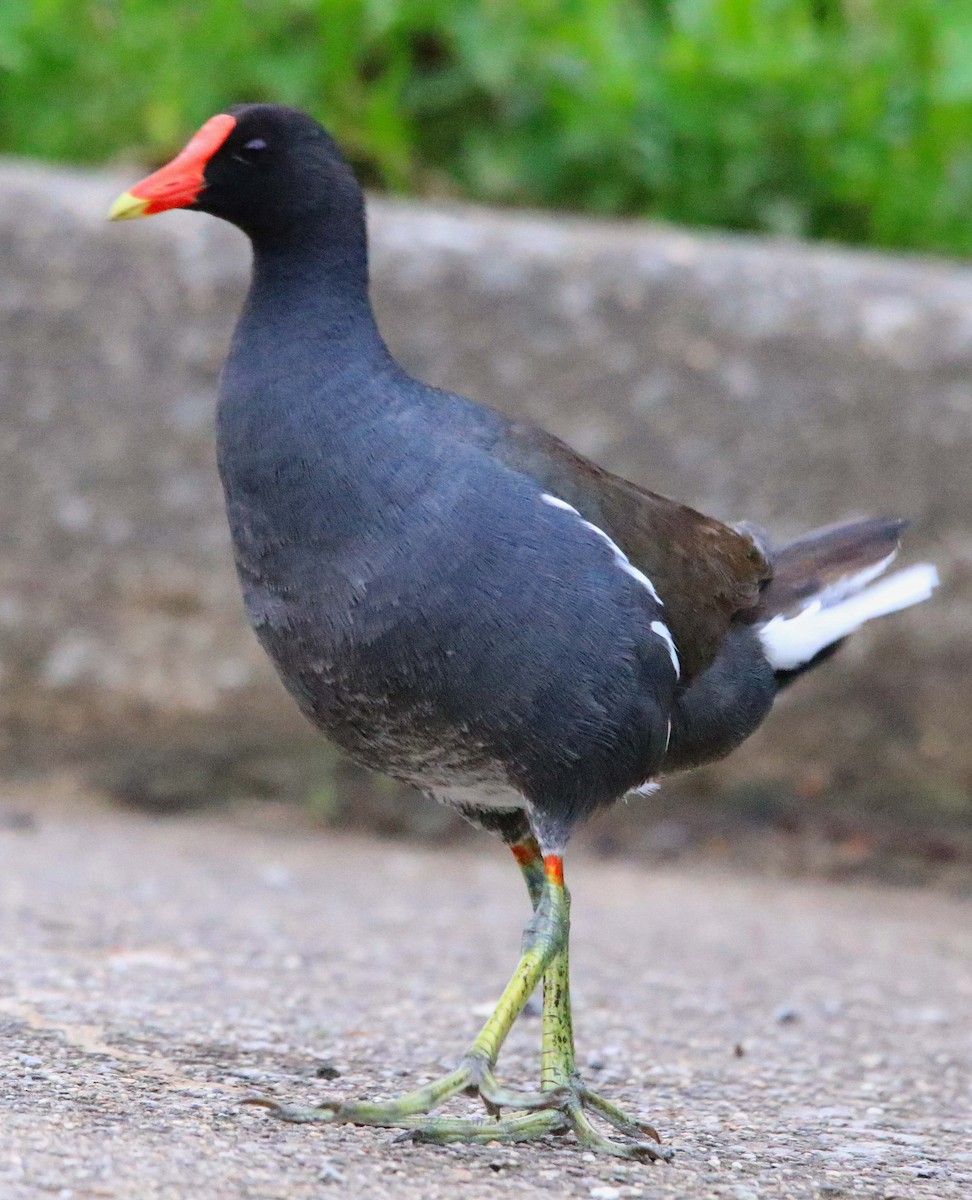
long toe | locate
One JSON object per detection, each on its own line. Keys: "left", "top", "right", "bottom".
{"left": 393, "top": 1108, "right": 569, "bottom": 1146}
{"left": 242, "top": 1062, "right": 473, "bottom": 1128}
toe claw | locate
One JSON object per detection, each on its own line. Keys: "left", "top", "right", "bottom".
{"left": 639, "top": 1121, "right": 662, "bottom": 1144}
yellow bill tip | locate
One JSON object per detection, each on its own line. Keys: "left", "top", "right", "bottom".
{"left": 108, "top": 190, "right": 150, "bottom": 221}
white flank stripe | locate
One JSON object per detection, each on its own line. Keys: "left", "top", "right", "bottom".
{"left": 584, "top": 525, "right": 663, "bottom": 604}
{"left": 541, "top": 494, "right": 577, "bottom": 513}
{"left": 759, "top": 562, "right": 939, "bottom": 671}
{"left": 651, "top": 620, "right": 680, "bottom": 678}
{"left": 541, "top": 494, "right": 664, "bottom": 604}
{"left": 542, "top": 492, "right": 680, "bottom": 678}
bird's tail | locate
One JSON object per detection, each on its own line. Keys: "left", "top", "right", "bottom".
{"left": 754, "top": 518, "right": 938, "bottom": 678}
{"left": 661, "top": 518, "right": 938, "bottom": 774}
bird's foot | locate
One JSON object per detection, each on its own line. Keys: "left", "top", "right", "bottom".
{"left": 246, "top": 1061, "right": 672, "bottom": 1162}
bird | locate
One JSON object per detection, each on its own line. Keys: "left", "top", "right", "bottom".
{"left": 109, "top": 104, "right": 938, "bottom": 1161}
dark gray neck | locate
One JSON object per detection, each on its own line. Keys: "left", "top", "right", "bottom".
{"left": 232, "top": 208, "right": 391, "bottom": 382}
{"left": 216, "top": 204, "right": 406, "bottom": 553}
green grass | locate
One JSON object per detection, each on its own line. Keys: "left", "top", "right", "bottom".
{"left": 2, "top": 0, "right": 972, "bottom": 255}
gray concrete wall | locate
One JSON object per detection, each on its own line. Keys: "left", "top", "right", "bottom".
{"left": 0, "top": 160, "right": 967, "bottom": 831}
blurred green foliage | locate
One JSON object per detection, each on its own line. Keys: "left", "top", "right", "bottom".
{"left": 2, "top": 0, "right": 972, "bottom": 254}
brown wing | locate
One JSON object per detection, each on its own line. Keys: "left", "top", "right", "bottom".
{"left": 494, "top": 421, "right": 772, "bottom": 682}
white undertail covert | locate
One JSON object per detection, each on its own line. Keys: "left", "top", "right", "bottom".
{"left": 758, "top": 560, "right": 939, "bottom": 671}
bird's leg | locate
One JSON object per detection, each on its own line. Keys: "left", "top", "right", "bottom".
{"left": 537, "top": 858, "right": 576, "bottom": 1092}
{"left": 248, "top": 834, "right": 671, "bottom": 1160}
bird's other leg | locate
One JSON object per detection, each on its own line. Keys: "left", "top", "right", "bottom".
{"left": 537, "top": 855, "right": 576, "bottom": 1092}
{"left": 500, "top": 826, "right": 575, "bottom": 1088}
{"left": 509, "top": 834, "right": 546, "bottom": 909}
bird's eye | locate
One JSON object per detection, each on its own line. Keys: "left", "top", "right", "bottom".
{"left": 234, "top": 137, "right": 269, "bottom": 164}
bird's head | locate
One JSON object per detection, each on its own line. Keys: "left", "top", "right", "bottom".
{"left": 109, "top": 104, "right": 362, "bottom": 241}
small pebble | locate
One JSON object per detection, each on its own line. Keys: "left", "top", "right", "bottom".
{"left": 317, "top": 1161, "right": 344, "bottom": 1184}
{"left": 589, "top": 1187, "right": 621, "bottom": 1200}
{"left": 774, "top": 1005, "right": 800, "bottom": 1024}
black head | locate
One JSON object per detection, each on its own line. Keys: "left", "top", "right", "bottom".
{"left": 109, "top": 104, "right": 364, "bottom": 243}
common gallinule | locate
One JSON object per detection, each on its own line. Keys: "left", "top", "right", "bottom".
{"left": 110, "top": 105, "right": 938, "bottom": 1161}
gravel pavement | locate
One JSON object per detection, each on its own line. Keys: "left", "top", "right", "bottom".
{"left": 1, "top": 783, "right": 970, "bottom": 1199}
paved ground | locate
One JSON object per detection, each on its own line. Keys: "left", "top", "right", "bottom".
{"left": 1, "top": 782, "right": 970, "bottom": 1200}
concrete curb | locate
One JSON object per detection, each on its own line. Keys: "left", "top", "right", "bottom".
{"left": 0, "top": 161, "right": 967, "bottom": 827}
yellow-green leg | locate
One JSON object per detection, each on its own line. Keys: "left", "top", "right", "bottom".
{"left": 247, "top": 831, "right": 671, "bottom": 1161}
